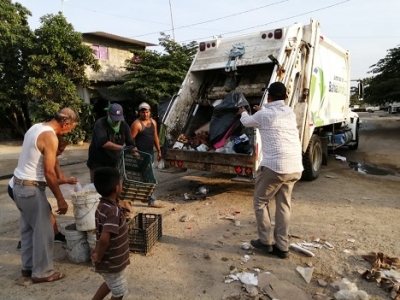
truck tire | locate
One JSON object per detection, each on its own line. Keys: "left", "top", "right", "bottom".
{"left": 348, "top": 124, "right": 359, "bottom": 150}
{"left": 302, "top": 134, "right": 322, "bottom": 181}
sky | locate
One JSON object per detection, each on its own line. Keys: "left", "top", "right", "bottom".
{"left": 13, "top": 0, "right": 400, "bottom": 81}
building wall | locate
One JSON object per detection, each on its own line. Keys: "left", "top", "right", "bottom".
{"left": 83, "top": 36, "right": 143, "bottom": 82}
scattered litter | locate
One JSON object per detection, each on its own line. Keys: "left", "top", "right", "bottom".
{"left": 241, "top": 255, "right": 251, "bottom": 263}
{"left": 333, "top": 278, "right": 369, "bottom": 300}
{"left": 224, "top": 274, "right": 239, "bottom": 284}
{"left": 179, "top": 215, "right": 194, "bottom": 222}
{"left": 244, "top": 284, "right": 259, "bottom": 297}
{"left": 234, "top": 220, "right": 241, "bottom": 227}
{"left": 296, "top": 266, "right": 314, "bottom": 284}
{"left": 361, "top": 252, "right": 400, "bottom": 299}
{"left": 324, "top": 241, "right": 335, "bottom": 250}
{"left": 290, "top": 243, "right": 315, "bottom": 257}
{"left": 318, "top": 279, "right": 328, "bottom": 287}
{"left": 335, "top": 155, "right": 347, "bottom": 162}
{"left": 196, "top": 185, "right": 208, "bottom": 195}
{"left": 346, "top": 238, "right": 356, "bottom": 243}
{"left": 325, "top": 174, "right": 338, "bottom": 179}
{"left": 184, "top": 193, "right": 195, "bottom": 200}
{"left": 203, "top": 253, "right": 211, "bottom": 260}
{"left": 237, "top": 272, "right": 258, "bottom": 285}
{"left": 343, "top": 249, "right": 351, "bottom": 254}
{"left": 313, "top": 237, "right": 321, "bottom": 242}
{"left": 219, "top": 216, "right": 236, "bottom": 221}
{"left": 224, "top": 272, "right": 258, "bottom": 285}
{"left": 241, "top": 243, "right": 251, "bottom": 250}
{"left": 289, "top": 234, "right": 302, "bottom": 239}
{"left": 258, "top": 272, "right": 311, "bottom": 300}
{"left": 380, "top": 269, "right": 400, "bottom": 282}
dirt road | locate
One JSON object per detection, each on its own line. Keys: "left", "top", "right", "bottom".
{"left": 0, "top": 111, "right": 399, "bottom": 300}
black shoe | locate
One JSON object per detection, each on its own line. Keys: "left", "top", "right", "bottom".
{"left": 54, "top": 233, "right": 66, "bottom": 243}
{"left": 17, "top": 241, "right": 21, "bottom": 251}
{"left": 269, "top": 245, "right": 289, "bottom": 259}
{"left": 250, "top": 239, "right": 273, "bottom": 252}
{"left": 21, "top": 269, "right": 32, "bottom": 277}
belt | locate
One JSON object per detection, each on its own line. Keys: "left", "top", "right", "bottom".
{"left": 14, "top": 177, "right": 47, "bottom": 187}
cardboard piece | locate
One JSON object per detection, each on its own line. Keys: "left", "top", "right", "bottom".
{"left": 258, "top": 272, "right": 312, "bottom": 300}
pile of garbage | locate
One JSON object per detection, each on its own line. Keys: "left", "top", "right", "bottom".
{"left": 360, "top": 252, "right": 400, "bottom": 300}
{"left": 171, "top": 91, "right": 253, "bottom": 154}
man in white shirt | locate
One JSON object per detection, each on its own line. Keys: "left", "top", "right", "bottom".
{"left": 239, "top": 82, "right": 303, "bottom": 259}
{"left": 13, "top": 108, "right": 78, "bottom": 282}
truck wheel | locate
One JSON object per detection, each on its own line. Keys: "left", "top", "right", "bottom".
{"left": 348, "top": 124, "right": 359, "bottom": 150}
{"left": 302, "top": 134, "right": 322, "bottom": 181}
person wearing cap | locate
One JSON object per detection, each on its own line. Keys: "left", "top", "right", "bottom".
{"left": 87, "top": 103, "right": 136, "bottom": 182}
{"left": 238, "top": 82, "right": 303, "bottom": 259}
{"left": 130, "top": 102, "right": 165, "bottom": 208}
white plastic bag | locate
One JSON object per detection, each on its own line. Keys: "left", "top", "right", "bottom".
{"left": 157, "top": 159, "right": 165, "bottom": 169}
{"left": 60, "top": 182, "right": 82, "bottom": 200}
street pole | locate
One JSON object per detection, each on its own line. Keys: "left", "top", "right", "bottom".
{"left": 168, "top": 0, "right": 175, "bottom": 41}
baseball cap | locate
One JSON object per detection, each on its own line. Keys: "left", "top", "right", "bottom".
{"left": 268, "top": 82, "right": 287, "bottom": 98}
{"left": 107, "top": 103, "right": 124, "bottom": 121}
{"left": 138, "top": 102, "right": 151, "bottom": 110}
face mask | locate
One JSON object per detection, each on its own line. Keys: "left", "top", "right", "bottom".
{"left": 107, "top": 116, "right": 121, "bottom": 133}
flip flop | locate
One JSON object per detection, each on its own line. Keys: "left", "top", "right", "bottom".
{"left": 32, "top": 272, "right": 65, "bottom": 284}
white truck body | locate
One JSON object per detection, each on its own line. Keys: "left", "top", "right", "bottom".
{"left": 162, "top": 19, "right": 359, "bottom": 180}
{"left": 387, "top": 102, "right": 400, "bottom": 113}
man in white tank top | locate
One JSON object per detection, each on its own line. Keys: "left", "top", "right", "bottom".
{"left": 12, "top": 108, "right": 78, "bottom": 283}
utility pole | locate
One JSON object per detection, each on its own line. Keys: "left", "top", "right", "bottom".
{"left": 61, "top": 0, "right": 64, "bottom": 13}
{"left": 168, "top": 0, "right": 175, "bottom": 41}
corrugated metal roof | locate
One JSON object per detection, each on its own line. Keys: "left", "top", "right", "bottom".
{"left": 82, "top": 31, "right": 157, "bottom": 47}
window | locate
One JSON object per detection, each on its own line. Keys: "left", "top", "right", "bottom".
{"left": 92, "top": 45, "right": 108, "bottom": 60}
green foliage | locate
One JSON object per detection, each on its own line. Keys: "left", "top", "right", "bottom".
{"left": 350, "top": 86, "right": 361, "bottom": 105}
{"left": 364, "top": 46, "right": 400, "bottom": 104}
{"left": 0, "top": 6, "right": 100, "bottom": 141}
{"left": 0, "top": 0, "right": 34, "bottom": 135}
{"left": 113, "top": 33, "right": 197, "bottom": 105}
{"left": 25, "top": 13, "right": 100, "bottom": 143}
{"left": 26, "top": 13, "right": 100, "bottom": 104}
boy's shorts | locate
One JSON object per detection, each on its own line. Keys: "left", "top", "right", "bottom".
{"left": 100, "top": 269, "right": 128, "bottom": 298}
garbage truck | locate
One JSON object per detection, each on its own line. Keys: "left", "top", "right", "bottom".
{"left": 161, "top": 19, "right": 359, "bottom": 181}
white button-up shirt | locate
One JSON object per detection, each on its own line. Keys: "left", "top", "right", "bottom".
{"left": 240, "top": 100, "right": 303, "bottom": 174}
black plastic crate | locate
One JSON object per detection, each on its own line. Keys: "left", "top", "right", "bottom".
{"left": 117, "top": 151, "right": 157, "bottom": 202}
{"left": 128, "top": 213, "right": 162, "bottom": 255}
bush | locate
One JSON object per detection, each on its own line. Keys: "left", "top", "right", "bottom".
{"left": 29, "top": 100, "right": 95, "bottom": 144}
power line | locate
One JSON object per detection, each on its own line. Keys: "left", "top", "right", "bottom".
{"left": 132, "top": 0, "right": 290, "bottom": 38}
{"left": 178, "top": 0, "right": 351, "bottom": 43}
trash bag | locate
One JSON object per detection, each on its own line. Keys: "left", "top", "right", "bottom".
{"left": 209, "top": 91, "right": 250, "bottom": 145}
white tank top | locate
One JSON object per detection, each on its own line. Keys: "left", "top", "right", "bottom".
{"left": 13, "top": 123, "right": 55, "bottom": 182}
